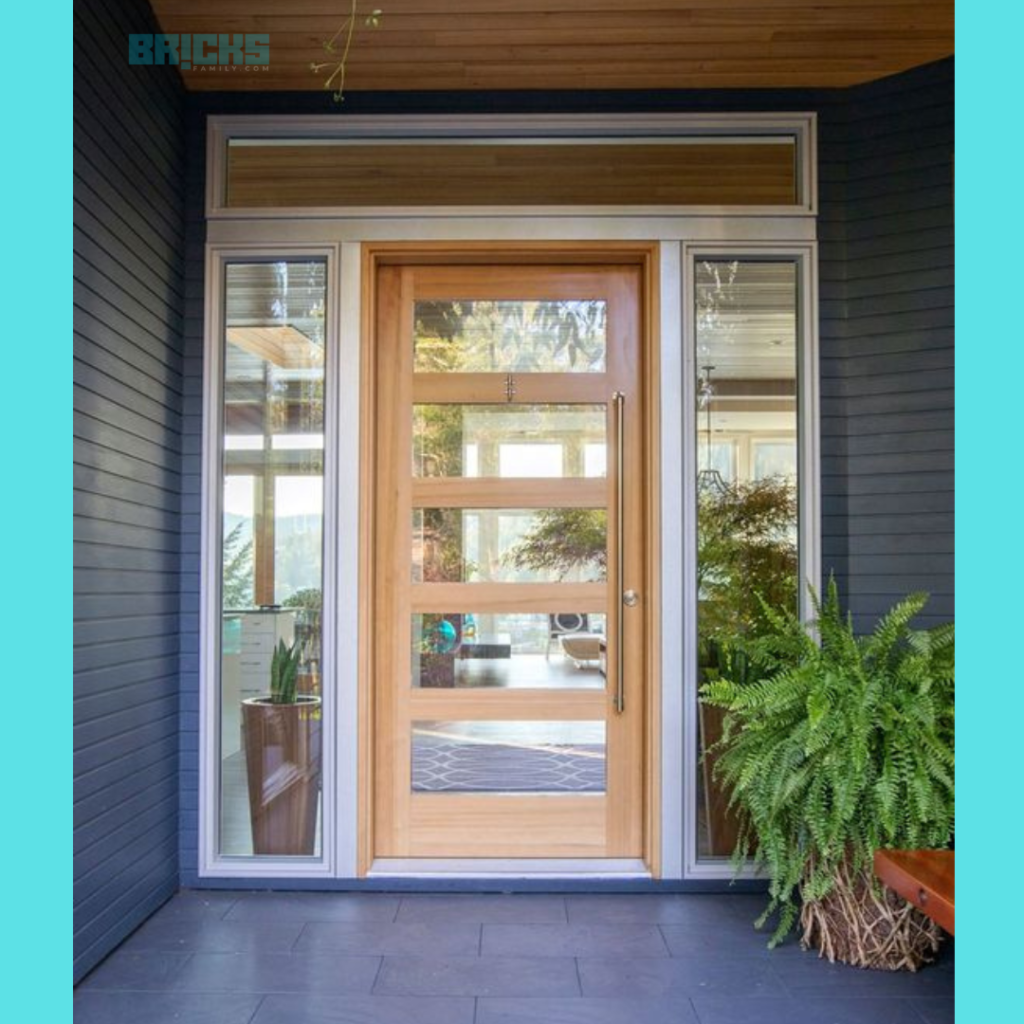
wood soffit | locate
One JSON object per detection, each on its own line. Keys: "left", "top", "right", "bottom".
{"left": 149, "top": 1, "right": 954, "bottom": 93}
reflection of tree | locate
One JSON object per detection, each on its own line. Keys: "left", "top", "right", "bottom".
{"left": 505, "top": 509, "right": 607, "bottom": 582}
{"left": 282, "top": 587, "right": 322, "bottom": 684}
{"left": 698, "top": 477, "right": 797, "bottom": 646}
{"left": 274, "top": 524, "right": 323, "bottom": 601}
{"left": 222, "top": 522, "right": 254, "bottom": 608}
{"left": 414, "top": 300, "right": 605, "bottom": 372}
{"left": 414, "top": 404, "right": 464, "bottom": 477}
{"left": 420, "top": 509, "right": 474, "bottom": 582}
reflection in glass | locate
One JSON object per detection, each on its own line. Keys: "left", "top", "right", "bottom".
{"left": 413, "top": 300, "right": 606, "bottom": 372}
{"left": 413, "top": 405, "right": 606, "bottom": 478}
{"left": 697, "top": 438, "right": 737, "bottom": 485}
{"left": 412, "top": 721, "right": 606, "bottom": 792}
{"left": 694, "top": 260, "right": 799, "bottom": 860}
{"left": 412, "top": 613, "right": 607, "bottom": 689}
{"left": 412, "top": 508, "right": 607, "bottom": 584}
{"left": 219, "top": 261, "right": 326, "bottom": 858}
{"left": 753, "top": 440, "right": 797, "bottom": 481}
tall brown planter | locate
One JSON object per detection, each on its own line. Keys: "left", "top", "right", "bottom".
{"left": 241, "top": 696, "right": 322, "bottom": 855}
{"left": 699, "top": 702, "right": 746, "bottom": 856}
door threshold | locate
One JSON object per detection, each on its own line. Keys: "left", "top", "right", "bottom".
{"left": 368, "top": 858, "right": 650, "bottom": 878}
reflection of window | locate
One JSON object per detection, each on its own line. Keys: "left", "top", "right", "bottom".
{"left": 584, "top": 443, "right": 607, "bottom": 478}
{"left": 272, "top": 433, "right": 325, "bottom": 451}
{"left": 225, "top": 435, "right": 263, "bottom": 451}
{"left": 223, "top": 476, "right": 255, "bottom": 609}
{"left": 499, "top": 443, "right": 563, "bottom": 478}
{"left": 414, "top": 405, "right": 606, "bottom": 479}
{"left": 753, "top": 440, "right": 796, "bottom": 482}
{"left": 698, "top": 439, "right": 737, "bottom": 483}
{"left": 274, "top": 476, "right": 323, "bottom": 603}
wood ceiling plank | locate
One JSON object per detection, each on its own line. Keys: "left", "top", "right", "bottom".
{"left": 153, "top": 0, "right": 952, "bottom": 91}
{"left": 153, "top": 0, "right": 944, "bottom": 12}
{"left": 153, "top": 8, "right": 952, "bottom": 33}
{"left": 228, "top": 40, "right": 949, "bottom": 61}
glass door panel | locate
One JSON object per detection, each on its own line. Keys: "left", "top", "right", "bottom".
{"left": 413, "top": 300, "right": 607, "bottom": 372}
{"left": 692, "top": 258, "right": 800, "bottom": 861}
{"left": 218, "top": 260, "right": 326, "bottom": 859}
{"left": 412, "top": 721, "right": 607, "bottom": 793}
{"left": 412, "top": 508, "right": 608, "bottom": 583}
{"left": 412, "top": 404, "right": 607, "bottom": 479}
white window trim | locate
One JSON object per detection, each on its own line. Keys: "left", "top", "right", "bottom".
{"left": 199, "top": 234, "right": 821, "bottom": 882}
{"left": 680, "top": 243, "right": 821, "bottom": 880}
{"left": 205, "top": 112, "right": 817, "bottom": 220}
{"left": 196, "top": 115, "right": 820, "bottom": 883}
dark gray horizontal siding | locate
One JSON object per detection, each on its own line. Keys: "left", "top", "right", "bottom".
{"left": 73, "top": 0, "right": 186, "bottom": 985}
{"left": 178, "top": 106, "right": 208, "bottom": 882}
{"left": 837, "top": 58, "right": 954, "bottom": 629}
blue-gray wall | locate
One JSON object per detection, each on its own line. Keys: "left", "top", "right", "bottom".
{"left": 73, "top": 0, "right": 187, "bottom": 982}
{"left": 826, "top": 60, "right": 955, "bottom": 629}
{"left": 175, "top": 59, "right": 953, "bottom": 883}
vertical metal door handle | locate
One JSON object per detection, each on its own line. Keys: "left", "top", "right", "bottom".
{"left": 613, "top": 390, "right": 626, "bottom": 714}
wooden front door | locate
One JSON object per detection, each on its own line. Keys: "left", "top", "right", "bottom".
{"left": 372, "top": 261, "right": 646, "bottom": 860}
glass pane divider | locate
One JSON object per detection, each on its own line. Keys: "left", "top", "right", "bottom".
{"left": 412, "top": 374, "right": 609, "bottom": 405}
{"left": 407, "top": 693, "right": 606, "bottom": 716}
{"left": 410, "top": 582, "right": 607, "bottom": 614}
{"left": 411, "top": 479, "right": 607, "bottom": 510}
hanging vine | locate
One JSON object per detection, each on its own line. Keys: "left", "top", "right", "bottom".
{"left": 310, "top": 1, "right": 383, "bottom": 102}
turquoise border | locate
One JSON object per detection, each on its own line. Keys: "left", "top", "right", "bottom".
{"left": 8, "top": 1, "right": 70, "bottom": 1021}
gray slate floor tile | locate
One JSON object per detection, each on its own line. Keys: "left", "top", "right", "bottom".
{"left": 577, "top": 955, "right": 786, "bottom": 998}
{"left": 566, "top": 894, "right": 743, "bottom": 926}
{"left": 911, "top": 997, "right": 956, "bottom": 1024}
{"left": 396, "top": 894, "right": 567, "bottom": 924}
{"left": 169, "top": 951, "right": 382, "bottom": 994}
{"left": 295, "top": 920, "right": 481, "bottom": 956}
{"left": 770, "top": 953, "right": 955, "bottom": 998}
{"left": 373, "top": 955, "right": 581, "bottom": 997}
{"left": 658, "top": 920, "right": 795, "bottom": 957}
{"left": 250, "top": 993, "right": 476, "bottom": 1024}
{"left": 73, "top": 991, "right": 261, "bottom": 1024}
{"left": 123, "top": 917, "right": 305, "bottom": 953}
{"left": 224, "top": 892, "right": 401, "bottom": 923}
{"left": 483, "top": 923, "right": 668, "bottom": 957}
{"left": 153, "top": 891, "right": 240, "bottom": 920}
{"left": 720, "top": 894, "right": 776, "bottom": 922}
{"left": 477, "top": 996, "right": 700, "bottom": 1024}
{"left": 77, "top": 951, "right": 193, "bottom": 991}
{"left": 691, "top": 996, "right": 928, "bottom": 1024}
{"left": 75, "top": 893, "right": 955, "bottom": 1024}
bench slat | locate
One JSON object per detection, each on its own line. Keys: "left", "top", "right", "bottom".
{"left": 874, "top": 849, "right": 955, "bottom": 935}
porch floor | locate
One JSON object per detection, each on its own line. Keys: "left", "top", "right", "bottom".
{"left": 75, "top": 891, "right": 954, "bottom": 1023}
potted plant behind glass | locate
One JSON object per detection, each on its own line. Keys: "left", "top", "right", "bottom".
{"left": 696, "top": 476, "right": 798, "bottom": 855}
{"left": 242, "top": 639, "right": 322, "bottom": 855}
{"left": 701, "top": 579, "right": 954, "bottom": 971}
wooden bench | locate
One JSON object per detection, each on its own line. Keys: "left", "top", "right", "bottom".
{"left": 874, "top": 849, "right": 955, "bottom": 935}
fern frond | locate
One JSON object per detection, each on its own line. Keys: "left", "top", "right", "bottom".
{"left": 699, "top": 581, "right": 954, "bottom": 945}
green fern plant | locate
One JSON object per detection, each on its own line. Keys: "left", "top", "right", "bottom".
{"left": 700, "top": 578, "right": 954, "bottom": 969}
{"left": 269, "top": 639, "right": 303, "bottom": 705}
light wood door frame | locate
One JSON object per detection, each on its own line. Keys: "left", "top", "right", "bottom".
{"left": 358, "top": 243, "right": 661, "bottom": 874}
